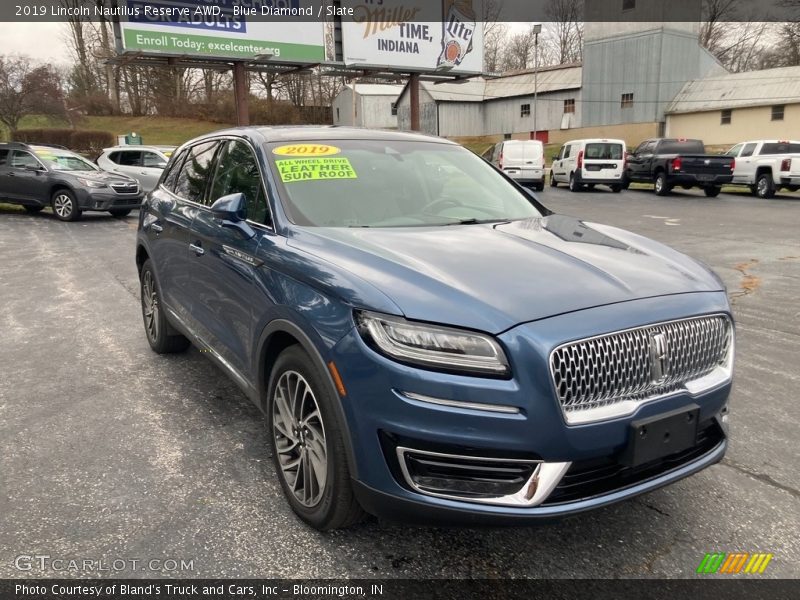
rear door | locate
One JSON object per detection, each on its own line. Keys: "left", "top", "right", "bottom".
{"left": 139, "top": 150, "right": 168, "bottom": 192}
{"left": 0, "top": 149, "right": 12, "bottom": 200}
{"left": 582, "top": 141, "right": 625, "bottom": 181}
{"left": 188, "top": 138, "right": 272, "bottom": 376}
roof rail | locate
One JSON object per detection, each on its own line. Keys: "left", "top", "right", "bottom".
{"left": 0, "top": 142, "right": 69, "bottom": 150}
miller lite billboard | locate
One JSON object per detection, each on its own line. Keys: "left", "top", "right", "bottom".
{"left": 341, "top": 0, "right": 484, "bottom": 75}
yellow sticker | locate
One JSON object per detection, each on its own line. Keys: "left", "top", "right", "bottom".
{"left": 273, "top": 144, "right": 341, "bottom": 157}
{"left": 276, "top": 158, "right": 358, "bottom": 183}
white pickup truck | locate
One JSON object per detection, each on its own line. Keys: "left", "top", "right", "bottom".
{"left": 726, "top": 140, "right": 800, "bottom": 198}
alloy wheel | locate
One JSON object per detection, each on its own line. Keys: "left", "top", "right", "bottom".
{"left": 141, "top": 270, "right": 159, "bottom": 342}
{"left": 272, "top": 370, "right": 328, "bottom": 507}
{"left": 53, "top": 194, "right": 73, "bottom": 218}
{"left": 757, "top": 177, "right": 769, "bottom": 197}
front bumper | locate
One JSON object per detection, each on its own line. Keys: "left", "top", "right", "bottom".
{"left": 75, "top": 187, "right": 144, "bottom": 211}
{"left": 332, "top": 292, "right": 732, "bottom": 523}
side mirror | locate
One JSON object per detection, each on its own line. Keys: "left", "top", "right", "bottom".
{"left": 210, "top": 193, "right": 255, "bottom": 239}
{"left": 155, "top": 162, "right": 168, "bottom": 169}
{"left": 25, "top": 164, "right": 44, "bottom": 172}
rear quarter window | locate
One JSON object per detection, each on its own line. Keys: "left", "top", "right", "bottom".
{"left": 760, "top": 143, "right": 800, "bottom": 155}
{"left": 658, "top": 140, "right": 705, "bottom": 154}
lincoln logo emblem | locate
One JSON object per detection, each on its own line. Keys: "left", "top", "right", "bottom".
{"left": 649, "top": 333, "right": 669, "bottom": 384}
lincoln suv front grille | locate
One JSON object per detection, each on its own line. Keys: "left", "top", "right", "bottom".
{"left": 550, "top": 315, "right": 732, "bottom": 424}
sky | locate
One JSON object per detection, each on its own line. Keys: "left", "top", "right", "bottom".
{"left": 0, "top": 23, "right": 69, "bottom": 64}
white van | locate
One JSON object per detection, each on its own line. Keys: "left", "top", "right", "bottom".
{"left": 482, "top": 140, "right": 545, "bottom": 190}
{"left": 550, "top": 139, "right": 626, "bottom": 193}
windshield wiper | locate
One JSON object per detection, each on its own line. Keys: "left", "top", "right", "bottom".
{"left": 443, "top": 218, "right": 509, "bottom": 226}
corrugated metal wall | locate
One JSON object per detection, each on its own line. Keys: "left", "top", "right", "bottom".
{"left": 361, "top": 95, "right": 399, "bottom": 129}
{"left": 476, "top": 90, "right": 582, "bottom": 138}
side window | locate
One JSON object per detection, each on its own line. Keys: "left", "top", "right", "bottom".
{"left": 741, "top": 143, "right": 757, "bottom": 157}
{"left": 10, "top": 151, "right": 40, "bottom": 169}
{"left": 108, "top": 151, "right": 122, "bottom": 165}
{"left": 480, "top": 146, "right": 493, "bottom": 161}
{"left": 162, "top": 148, "right": 189, "bottom": 192}
{"left": 210, "top": 140, "right": 270, "bottom": 225}
{"left": 142, "top": 152, "right": 167, "bottom": 168}
{"left": 0, "top": 149, "right": 8, "bottom": 166}
{"left": 726, "top": 144, "right": 743, "bottom": 157}
{"left": 118, "top": 151, "right": 142, "bottom": 166}
{"left": 642, "top": 141, "right": 656, "bottom": 154}
{"left": 173, "top": 141, "right": 219, "bottom": 204}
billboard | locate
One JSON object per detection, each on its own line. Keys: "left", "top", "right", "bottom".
{"left": 341, "top": 0, "right": 484, "bottom": 74}
{"left": 115, "top": 0, "right": 326, "bottom": 63}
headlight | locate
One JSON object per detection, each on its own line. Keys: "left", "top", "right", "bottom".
{"left": 356, "top": 311, "right": 510, "bottom": 377}
{"left": 77, "top": 178, "right": 107, "bottom": 188}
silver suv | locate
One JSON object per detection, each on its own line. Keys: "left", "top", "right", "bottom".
{"left": 96, "top": 146, "right": 174, "bottom": 192}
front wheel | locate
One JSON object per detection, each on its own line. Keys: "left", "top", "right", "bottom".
{"left": 549, "top": 171, "right": 557, "bottom": 187}
{"left": 568, "top": 173, "right": 582, "bottom": 192}
{"left": 610, "top": 184, "right": 622, "bottom": 193}
{"left": 140, "top": 260, "right": 190, "bottom": 354}
{"left": 267, "top": 345, "right": 365, "bottom": 530}
{"left": 52, "top": 190, "right": 81, "bottom": 221}
{"left": 654, "top": 173, "right": 671, "bottom": 196}
{"left": 110, "top": 209, "right": 132, "bottom": 218}
{"left": 704, "top": 186, "right": 721, "bottom": 197}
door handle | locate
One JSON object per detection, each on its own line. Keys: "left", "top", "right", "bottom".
{"left": 189, "top": 243, "right": 205, "bottom": 256}
{"left": 150, "top": 223, "right": 163, "bottom": 233}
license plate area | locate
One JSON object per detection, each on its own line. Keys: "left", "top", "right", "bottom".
{"left": 621, "top": 404, "right": 700, "bottom": 467}
{"left": 697, "top": 174, "right": 715, "bottom": 181}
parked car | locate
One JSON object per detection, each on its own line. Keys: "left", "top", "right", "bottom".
{"left": 0, "top": 142, "right": 143, "bottom": 221}
{"left": 625, "top": 138, "right": 735, "bottom": 197}
{"left": 725, "top": 140, "right": 800, "bottom": 198}
{"left": 137, "top": 127, "right": 733, "bottom": 530}
{"left": 550, "top": 138, "right": 626, "bottom": 193}
{"left": 481, "top": 140, "right": 545, "bottom": 190}
{"left": 97, "top": 145, "right": 175, "bottom": 192}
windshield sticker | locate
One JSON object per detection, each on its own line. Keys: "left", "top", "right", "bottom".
{"left": 273, "top": 144, "right": 341, "bottom": 157}
{"left": 276, "top": 158, "right": 358, "bottom": 183}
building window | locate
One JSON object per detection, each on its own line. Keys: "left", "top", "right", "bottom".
{"left": 772, "top": 105, "right": 785, "bottom": 121}
{"left": 721, "top": 109, "right": 732, "bottom": 125}
{"left": 391, "top": 102, "right": 398, "bottom": 116}
{"left": 336, "top": 107, "right": 340, "bottom": 121}
{"left": 563, "top": 98, "right": 575, "bottom": 114}
{"left": 622, "top": 0, "right": 636, "bottom": 10}
{"left": 504, "top": 133, "right": 512, "bottom": 140}
{"left": 621, "top": 93, "right": 634, "bottom": 109}
{"left": 521, "top": 103, "right": 531, "bottom": 117}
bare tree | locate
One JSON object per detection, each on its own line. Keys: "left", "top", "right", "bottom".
{"left": 0, "top": 55, "right": 65, "bottom": 135}
{"left": 545, "top": 0, "right": 583, "bottom": 64}
{"left": 503, "top": 27, "right": 538, "bottom": 71}
{"left": 700, "top": 0, "right": 740, "bottom": 54}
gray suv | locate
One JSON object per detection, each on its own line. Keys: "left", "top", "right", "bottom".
{"left": 0, "top": 143, "right": 144, "bottom": 221}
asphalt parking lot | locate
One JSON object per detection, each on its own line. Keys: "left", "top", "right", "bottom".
{"left": 1, "top": 185, "right": 798, "bottom": 579}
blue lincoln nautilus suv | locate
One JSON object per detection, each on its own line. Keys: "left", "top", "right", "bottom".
{"left": 136, "top": 127, "right": 734, "bottom": 530}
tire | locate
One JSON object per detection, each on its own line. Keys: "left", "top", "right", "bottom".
{"left": 23, "top": 205, "right": 44, "bottom": 214}
{"left": 568, "top": 173, "right": 582, "bottom": 192}
{"left": 611, "top": 184, "right": 622, "bottom": 193}
{"left": 267, "top": 345, "right": 365, "bottom": 531}
{"left": 756, "top": 172, "right": 776, "bottom": 199}
{"left": 549, "top": 171, "right": 557, "bottom": 187}
{"left": 704, "top": 186, "right": 721, "bottom": 198}
{"left": 140, "top": 260, "right": 190, "bottom": 354}
{"left": 534, "top": 182, "right": 545, "bottom": 192}
{"left": 52, "top": 189, "right": 81, "bottom": 221}
{"left": 110, "top": 209, "right": 132, "bottom": 218}
{"left": 788, "top": 186, "right": 799, "bottom": 193}
{"left": 586, "top": 184, "right": 595, "bottom": 190}
{"left": 654, "top": 172, "right": 671, "bottom": 196}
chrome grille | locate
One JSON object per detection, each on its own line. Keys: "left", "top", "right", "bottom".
{"left": 550, "top": 315, "right": 732, "bottom": 420}
{"left": 111, "top": 183, "right": 139, "bottom": 194}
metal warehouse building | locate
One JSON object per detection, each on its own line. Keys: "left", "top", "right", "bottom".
{"left": 395, "top": 65, "right": 582, "bottom": 143}
{"left": 665, "top": 66, "right": 800, "bottom": 146}
{"left": 332, "top": 84, "right": 404, "bottom": 129}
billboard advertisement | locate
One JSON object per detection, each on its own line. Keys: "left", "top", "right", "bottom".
{"left": 115, "top": 0, "right": 326, "bottom": 63}
{"left": 341, "top": 0, "right": 484, "bottom": 74}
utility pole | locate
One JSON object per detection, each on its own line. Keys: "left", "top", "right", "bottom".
{"left": 233, "top": 62, "right": 250, "bottom": 126}
{"left": 410, "top": 72, "right": 421, "bottom": 131}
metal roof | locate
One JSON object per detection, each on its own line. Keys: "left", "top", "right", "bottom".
{"left": 667, "top": 66, "right": 800, "bottom": 114}
{"left": 418, "top": 64, "right": 582, "bottom": 103}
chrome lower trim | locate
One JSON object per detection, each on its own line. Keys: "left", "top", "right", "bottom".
{"left": 399, "top": 391, "right": 520, "bottom": 415}
{"left": 396, "top": 446, "right": 571, "bottom": 508}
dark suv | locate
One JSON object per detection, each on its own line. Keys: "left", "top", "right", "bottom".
{"left": 137, "top": 127, "right": 732, "bottom": 530}
{"left": 0, "top": 143, "right": 143, "bottom": 220}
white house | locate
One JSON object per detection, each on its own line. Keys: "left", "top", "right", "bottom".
{"left": 332, "top": 84, "right": 404, "bottom": 129}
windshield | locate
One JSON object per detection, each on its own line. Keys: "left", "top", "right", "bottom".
{"left": 266, "top": 140, "right": 545, "bottom": 228}
{"left": 33, "top": 148, "right": 99, "bottom": 172}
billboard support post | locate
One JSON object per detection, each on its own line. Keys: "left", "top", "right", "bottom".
{"left": 233, "top": 62, "right": 250, "bottom": 127}
{"left": 410, "top": 73, "right": 421, "bottom": 132}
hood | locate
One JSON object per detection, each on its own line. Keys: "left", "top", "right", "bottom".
{"left": 288, "top": 215, "right": 723, "bottom": 334}
{"left": 65, "top": 170, "right": 137, "bottom": 185}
